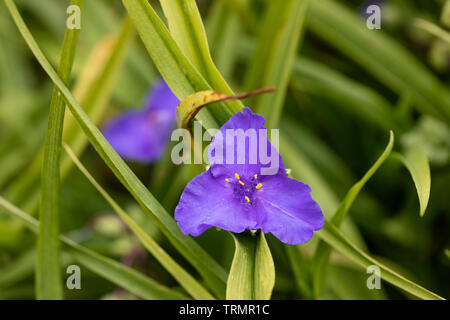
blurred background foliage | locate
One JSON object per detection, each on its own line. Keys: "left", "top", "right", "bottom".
{"left": 0, "top": 0, "right": 448, "bottom": 299}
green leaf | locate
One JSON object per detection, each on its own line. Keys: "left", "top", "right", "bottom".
{"left": 68, "top": 244, "right": 188, "bottom": 300}
{"left": 318, "top": 221, "right": 444, "bottom": 300}
{"left": 6, "top": 18, "right": 135, "bottom": 216}
{"left": 308, "top": 0, "right": 450, "bottom": 123}
{"left": 36, "top": 0, "right": 83, "bottom": 300}
{"left": 206, "top": 0, "right": 242, "bottom": 79}
{"left": 312, "top": 131, "right": 394, "bottom": 298}
{"left": 63, "top": 144, "right": 214, "bottom": 300}
{"left": 414, "top": 18, "right": 450, "bottom": 45}
{"left": 0, "top": 249, "right": 35, "bottom": 289}
{"left": 220, "top": 0, "right": 258, "bottom": 35}
{"left": 285, "top": 245, "right": 312, "bottom": 298}
{"left": 0, "top": 196, "right": 188, "bottom": 300}
{"left": 332, "top": 131, "right": 394, "bottom": 226}
{"left": 442, "top": 0, "right": 450, "bottom": 27}
{"left": 283, "top": 119, "right": 355, "bottom": 189}
{"left": 122, "top": 0, "right": 233, "bottom": 128}
{"left": 4, "top": 0, "right": 227, "bottom": 298}
{"left": 226, "top": 231, "right": 275, "bottom": 300}
{"left": 280, "top": 133, "right": 366, "bottom": 249}
{"left": 159, "top": 0, "right": 243, "bottom": 114}
{"left": 245, "top": 0, "right": 309, "bottom": 128}
{"left": 392, "top": 146, "right": 431, "bottom": 217}
{"left": 293, "top": 57, "right": 398, "bottom": 131}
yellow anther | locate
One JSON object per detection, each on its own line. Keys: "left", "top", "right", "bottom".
{"left": 235, "top": 173, "right": 240, "bottom": 180}
{"left": 239, "top": 180, "right": 245, "bottom": 186}
{"left": 254, "top": 174, "right": 258, "bottom": 179}
{"left": 225, "top": 178, "right": 229, "bottom": 183}
{"left": 256, "top": 183, "right": 263, "bottom": 189}
{"left": 245, "top": 196, "right": 250, "bottom": 203}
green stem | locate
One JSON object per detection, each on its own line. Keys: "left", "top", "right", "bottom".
{"left": 36, "top": 0, "right": 83, "bottom": 299}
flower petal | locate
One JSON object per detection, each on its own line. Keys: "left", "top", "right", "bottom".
{"left": 175, "top": 170, "right": 257, "bottom": 236}
{"left": 255, "top": 175, "right": 324, "bottom": 244}
{"left": 103, "top": 79, "right": 179, "bottom": 163}
{"left": 145, "top": 78, "right": 180, "bottom": 113}
{"left": 209, "top": 107, "right": 285, "bottom": 179}
{"left": 103, "top": 110, "right": 168, "bottom": 163}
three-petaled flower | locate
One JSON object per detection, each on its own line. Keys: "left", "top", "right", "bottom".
{"left": 103, "top": 78, "right": 179, "bottom": 163}
{"left": 175, "top": 108, "right": 324, "bottom": 245}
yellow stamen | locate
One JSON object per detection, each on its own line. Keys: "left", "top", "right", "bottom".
{"left": 254, "top": 174, "right": 258, "bottom": 179}
{"left": 225, "top": 178, "right": 229, "bottom": 183}
{"left": 245, "top": 196, "right": 250, "bottom": 203}
{"left": 239, "top": 180, "right": 245, "bottom": 186}
{"left": 235, "top": 173, "right": 240, "bottom": 180}
{"left": 256, "top": 183, "right": 263, "bottom": 189}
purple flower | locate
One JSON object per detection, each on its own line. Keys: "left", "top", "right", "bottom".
{"left": 174, "top": 108, "right": 324, "bottom": 245}
{"left": 103, "top": 79, "right": 179, "bottom": 163}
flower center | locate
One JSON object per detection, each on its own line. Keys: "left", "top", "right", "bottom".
{"left": 225, "top": 173, "right": 263, "bottom": 206}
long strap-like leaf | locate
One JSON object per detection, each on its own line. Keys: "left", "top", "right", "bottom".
{"left": 64, "top": 144, "right": 214, "bottom": 300}
{"left": 312, "top": 132, "right": 394, "bottom": 298}
{"left": 36, "top": 0, "right": 83, "bottom": 300}
{"left": 4, "top": 0, "right": 227, "bottom": 298}
{"left": 159, "top": 0, "right": 243, "bottom": 114}
{"left": 308, "top": 0, "right": 450, "bottom": 123}
{"left": 0, "top": 196, "right": 188, "bottom": 300}
{"left": 244, "top": 0, "right": 309, "bottom": 129}
{"left": 318, "top": 221, "right": 444, "bottom": 300}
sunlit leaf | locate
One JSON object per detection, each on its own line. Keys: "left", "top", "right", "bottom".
{"left": 392, "top": 146, "right": 431, "bottom": 217}
{"left": 226, "top": 231, "right": 275, "bottom": 300}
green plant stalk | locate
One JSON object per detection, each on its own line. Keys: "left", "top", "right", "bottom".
{"left": 63, "top": 144, "right": 214, "bottom": 300}
{"left": 4, "top": 0, "right": 228, "bottom": 298}
{"left": 36, "top": 0, "right": 83, "bottom": 300}
{"left": 0, "top": 196, "right": 188, "bottom": 300}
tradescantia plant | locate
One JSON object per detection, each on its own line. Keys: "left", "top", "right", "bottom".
{"left": 0, "top": 0, "right": 447, "bottom": 301}
{"left": 175, "top": 107, "right": 324, "bottom": 245}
